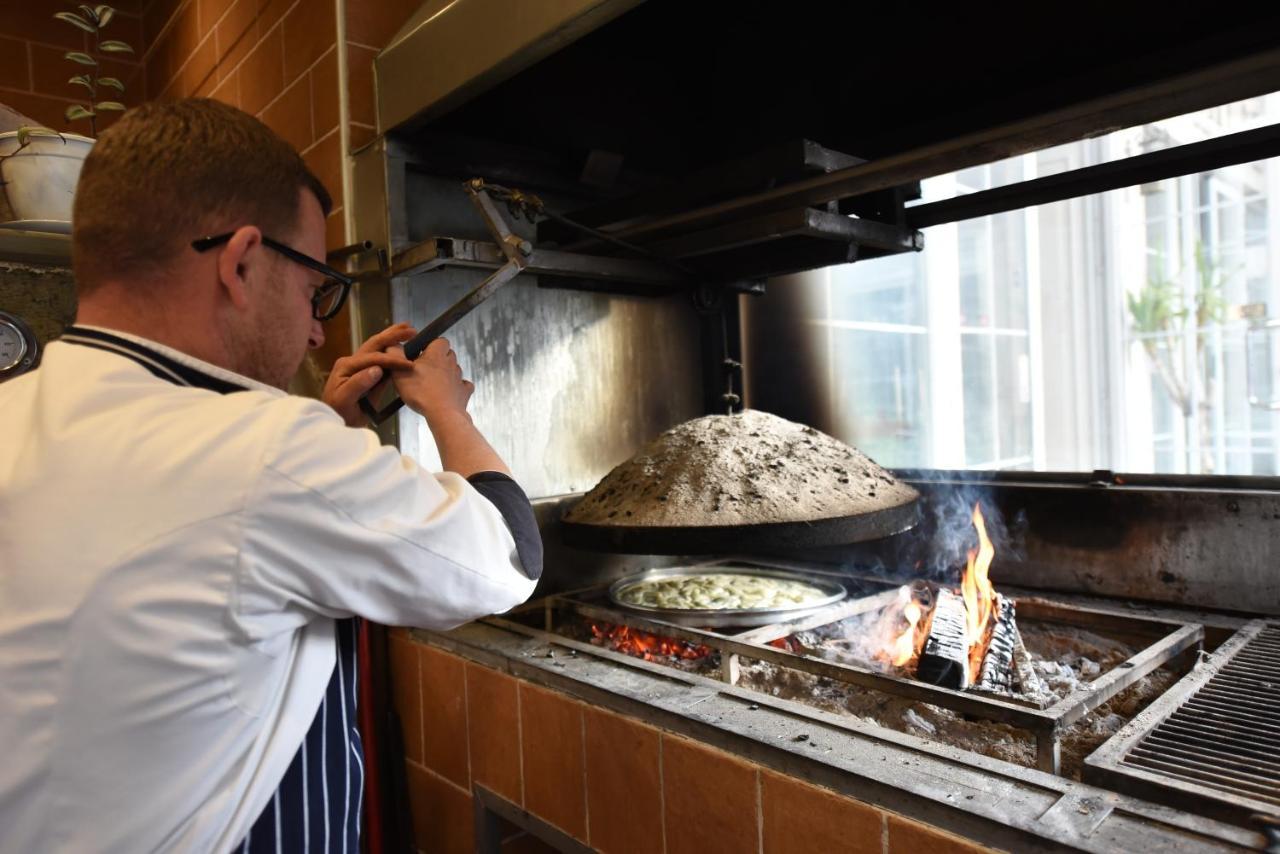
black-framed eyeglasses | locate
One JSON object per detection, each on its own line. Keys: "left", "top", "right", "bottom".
{"left": 192, "top": 233, "right": 355, "bottom": 321}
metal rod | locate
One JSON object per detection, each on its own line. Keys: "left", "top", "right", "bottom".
{"left": 558, "top": 597, "right": 1053, "bottom": 731}
{"left": 1046, "top": 623, "right": 1203, "bottom": 727}
{"left": 905, "top": 123, "right": 1280, "bottom": 228}
{"left": 357, "top": 258, "right": 524, "bottom": 423}
{"left": 563, "top": 49, "right": 1280, "bottom": 247}
{"left": 731, "top": 587, "right": 903, "bottom": 645}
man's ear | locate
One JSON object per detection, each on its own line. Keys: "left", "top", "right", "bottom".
{"left": 217, "top": 226, "right": 263, "bottom": 311}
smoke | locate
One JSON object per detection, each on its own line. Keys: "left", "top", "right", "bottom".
{"left": 916, "top": 485, "right": 1026, "bottom": 585}
{"left": 825, "top": 483, "right": 1028, "bottom": 587}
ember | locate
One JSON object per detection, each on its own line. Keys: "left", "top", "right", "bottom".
{"left": 589, "top": 622, "right": 712, "bottom": 662}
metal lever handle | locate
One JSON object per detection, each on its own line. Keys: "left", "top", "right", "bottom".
{"left": 356, "top": 180, "right": 537, "bottom": 424}
{"left": 357, "top": 257, "right": 526, "bottom": 424}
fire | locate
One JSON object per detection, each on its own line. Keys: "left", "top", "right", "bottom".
{"left": 888, "top": 587, "right": 924, "bottom": 667}
{"left": 960, "top": 502, "right": 997, "bottom": 679}
{"left": 590, "top": 623, "right": 711, "bottom": 662}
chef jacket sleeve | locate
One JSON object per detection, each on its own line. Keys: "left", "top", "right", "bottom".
{"left": 465, "top": 471, "right": 543, "bottom": 581}
{"left": 229, "top": 397, "right": 538, "bottom": 639}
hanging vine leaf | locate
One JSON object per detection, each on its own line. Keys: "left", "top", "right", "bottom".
{"left": 15, "top": 127, "right": 64, "bottom": 146}
{"left": 65, "top": 105, "right": 96, "bottom": 122}
{"left": 94, "top": 101, "right": 126, "bottom": 112}
{"left": 98, "top": 40, "right": 134, "bottom": 54}
{"left": 54, "top": 11, "right": 96, "bottom": 33}
{"left": 64, "top": 51, "right": 99, "bottom": 66}
{"left": 68, "top": 74, "right": 95, "bottom": 93}
{"left": 94, "top": 5, "right": 115, "bottom": 27}
{"left": 98, "top": 76, "right": 124, "bottom": 92}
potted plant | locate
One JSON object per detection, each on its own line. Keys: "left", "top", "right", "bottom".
{"left": 0, "top": 4, "right": 133, "bottom": 229}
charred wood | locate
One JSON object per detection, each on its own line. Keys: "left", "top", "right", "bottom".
{"left": 916, "top": 588, "right": 970, "bottom": 689}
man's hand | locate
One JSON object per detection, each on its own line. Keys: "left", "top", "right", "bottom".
{"left": 391, "top": 337, "right": 510, "bottom": 476}
{"left": 322, "top": 323, "right": 416, "bottom": 427}
{"left": 390, "top": 337, "right": 474, "bottom": 426}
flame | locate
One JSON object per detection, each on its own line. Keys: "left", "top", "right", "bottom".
{"left": 960, "top": 502, "right": 997, "bottom": 678}
{"left": 877, "top": 585, "right": 925, "bottom": 668}
{"left": 590, "top": 623, "right": 711, "bottom": 662}
{"left": 890, "top": 598, "right": 924, "bottom": 667}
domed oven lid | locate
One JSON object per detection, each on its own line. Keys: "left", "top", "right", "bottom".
{"left": 561, "top": 410, "right": 919, "bottom": 554}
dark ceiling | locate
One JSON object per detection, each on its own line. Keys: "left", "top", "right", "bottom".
{"left": 418, "top": 0, "right": 1280, "bottom": 186}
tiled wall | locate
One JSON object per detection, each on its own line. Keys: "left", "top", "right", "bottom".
{"left": 389, "top": 632, "right": 996, "bottom": 854}
{"left": 0, "top": 1, "right": 145, "bottom": 133}
{"left": 141, "top": 0, "right": 344, "bottom": 248}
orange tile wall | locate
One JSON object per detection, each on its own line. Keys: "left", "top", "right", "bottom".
{"left": 143, "top": 0, "right": 348, "bottom": 358}
{"left": 389, "top": 630, "right": 1001, "bottom": 854}
{"left": 0, "top": 1, "right": 145, "bottom": 134}
{"left": 142, "top": 0, "right": 344, "bottom": 245}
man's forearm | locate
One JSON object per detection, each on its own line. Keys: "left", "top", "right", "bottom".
{"left": 425, "top": 410, "right": 512, "bottom": 478}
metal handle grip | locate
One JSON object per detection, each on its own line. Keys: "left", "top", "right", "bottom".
{"left": 356, "top": 258, "right": 526, "bottom": 425}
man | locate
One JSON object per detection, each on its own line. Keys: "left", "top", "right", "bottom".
{"left": 0, "top": 99, "right": 541, "bottom": 852}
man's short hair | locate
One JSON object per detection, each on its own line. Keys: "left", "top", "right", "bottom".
{"left": 72, "top": 98, "right": 332, "bottom": 292}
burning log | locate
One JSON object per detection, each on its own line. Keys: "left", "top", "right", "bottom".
{"left": 975, "top": 594, "right": 1018, "bottom": 692}
{"left": 916, "top": 588, "right": 971, "bottom": 689}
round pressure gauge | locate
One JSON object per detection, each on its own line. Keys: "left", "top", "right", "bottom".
{"left": 0, "top": 310, "right": 39, "bottom": 382}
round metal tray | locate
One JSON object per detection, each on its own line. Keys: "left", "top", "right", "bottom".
{"left": 607, "top": 565, "right": 847, "bottom": 628}
{"left": 561, "top": 496, "right": 920, "bottom": 555}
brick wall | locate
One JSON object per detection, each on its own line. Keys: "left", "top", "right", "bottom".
{"left": 140, "top": 0, "right": 348, "bottom": 360}
{"left": 388, "top": 631, "right": 997, "bottom": 854}
{"left": 142, "top": 0, "right": 344, "bottom": 247}
{"left": 0, "top": 1, "right": 145, "bottom": 133}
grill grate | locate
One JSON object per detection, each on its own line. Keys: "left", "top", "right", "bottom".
{"left": 1085, "top": 621, "right": 1280, "bottom": 828}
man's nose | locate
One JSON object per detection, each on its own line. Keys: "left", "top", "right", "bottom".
{"left": 308, "top": 318, "right": 325, "bottom": 350}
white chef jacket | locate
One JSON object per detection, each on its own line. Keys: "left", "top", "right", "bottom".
{"left": 0, "top": 325, "right": 538, "bottom": 853}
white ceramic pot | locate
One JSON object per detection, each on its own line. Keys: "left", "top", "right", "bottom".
{"left": 0, "top": 132, "right": 94, "bottom": 227}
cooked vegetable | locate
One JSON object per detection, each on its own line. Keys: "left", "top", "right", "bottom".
{"left": 618, "top": 573, "right": 828, "bottom": 611}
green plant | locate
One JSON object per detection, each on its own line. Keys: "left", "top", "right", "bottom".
{"left": 54, "top": 4, "right": 134, "bottom": 136}
{"left": 1127, "top": 241, "right": 1236, "bottom": 470}
{"left": 0, "top": 127, "right": 67, "bottom": 184}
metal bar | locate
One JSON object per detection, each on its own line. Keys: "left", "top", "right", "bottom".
{"left": 391, "top": 234, "right": 688, "bottom": 287}
{"left": 1194, "top": 685, "right": 1279, "bottom": 713}
{"left": 731, "top": 587, "right": 903, "bottom": 645}
{"left": 325, "top": 239, "right": 374, "bottom": 262}
{"left": 1181, "top": 698, "right": 1280, "bottom": 733}
{"left": 472, "top": 785, "right": 596, "bottom": 854}
{"left": 470, "top": 183, "right": 529, "bottom": 263}
{"left": 1159, "top": 720, "right": 1280, "bottom": 756}
{"left": 904, "top": 123, "right": 1280, "bottom": 228}
{"left": 542, "top": 139, "right": 865, "bottom": 243}
{"left": 357, "top": 257, "right": 525, "bottom": 422}
{"left": 1016, "top": 598, "right": 1186, "bottom": 637}
{"left": 557, "top": 597, "right": 1054, "bottom": 731}
{"left": 571, "top": 49, "right": 1280, "bottom": 247}
{"left": 1036, "top": 733, "right": 1061, "bottom": 776}
{"left": 1166, "top": 712, "right": 1280, "bottom": 745}
{"left": 1125, "top": 755, "right": 1280, "bottom": 804}
{"left": 1047, "top": 623, "right": 1203, "bottom": 727}
{"left": 638, "top": 207, "right": 921, "bottom": 260}
{"left": 1143, "top": 733, "right": 1280, "bottom": 777}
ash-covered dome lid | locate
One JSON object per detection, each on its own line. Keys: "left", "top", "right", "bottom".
{"left": 562, "top": 410, "right": 919, "bottom": 553}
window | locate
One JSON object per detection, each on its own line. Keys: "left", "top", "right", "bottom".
{"left": 806, "top": 94, "right": 1280, "bottom": 475}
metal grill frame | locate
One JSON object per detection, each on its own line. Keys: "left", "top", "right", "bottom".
{"left": 499, "top": 579, "right": 1204, "bottom": 775}
{"left": 1084, "top": 620, "right": 1280, "bottom": 829}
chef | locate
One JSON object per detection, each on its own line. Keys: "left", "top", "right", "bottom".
{"left": 0, "top": 98, "right": 541, "bottom": 853}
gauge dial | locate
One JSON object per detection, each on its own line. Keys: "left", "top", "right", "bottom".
{"left": 0, "top": 311, "right": 38, "bottom": 380}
